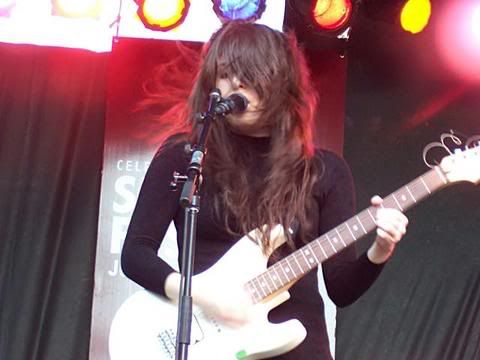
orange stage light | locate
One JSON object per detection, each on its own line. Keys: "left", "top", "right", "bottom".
{"left": 313, "top": 0, "right": 352, "bottom": 31}
{"left": 137, "top": 0, "right": 190, "bottom": 32}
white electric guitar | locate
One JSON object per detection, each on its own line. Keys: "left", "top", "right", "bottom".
{"left": 109, "top": 139, "right": 480, "bottom": 360}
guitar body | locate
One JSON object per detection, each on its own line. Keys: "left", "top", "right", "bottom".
{"left": 109, "top": 235, "right": 307, "bottom": 360}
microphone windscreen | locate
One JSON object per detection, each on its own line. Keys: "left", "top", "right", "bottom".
{"left": 227, "top": 93, "right": 249, "bottom": 113}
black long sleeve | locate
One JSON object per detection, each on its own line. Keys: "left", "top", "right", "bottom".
{"left": 121, "top": 141, "right": 187, "bottom": 296}
{"left": 316, "top": 152, "right": 384, "bottom": 307}
{"left": 121, "top": 134, "right": 384, "bottom": 359}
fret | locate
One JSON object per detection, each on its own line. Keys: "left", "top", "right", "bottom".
{"left": 395, "top": 189, "right": 411, "bottom": 207}
{"left": 253, "top": 277, "right": 267, "bottom": 298}
{"left": 260, "top": 273, "right": 274, "bottom": 295}
{"left": 285, "top": 258, "right": 295, "bottom": 275}
{"left": 334, "top": 228, "right": 347, "bottom": 247}
{"left": 266, "top": 265, "right": 279, "bottom": 292}
{"left": 410, "top": 182, "right": 426, "bottom": 198}
{"left": 355, "top": 215, "right": 368, "bottom": 234}
{"left": 275, "top": 260, "right": 290, "bottom": 285}
{"left": 308, "top": 243, "right": 321, "bottom": 264}
{"left": 271, "top": 265, "right": 283, "bottom": 287}
{"left": 405, "top": 184, "right": 417, "bottom": 203}
{"left": 309, "top": 242, "right": 328, "bottom": 264}
{"left": 345, "top": 222, "right": 357, "bottom": 240}
{"left": 250, "top": 290, "right": 261, "bottom": 304}
{"left": 391, "top": 193, "right": 403, "bottom": 211}
{"left": 276, "top": 261, "right": 290, "bottom": 283}
{"left": 316, "top": 239, "right": 329, "bottom": 258}
{"left": 325, "top": 233, "right": 338, "bottom": 253}
{"left": 347, "top": 218, "right": 362, "bottom": 236}
{"left": 310, "top": 242, "right": 328, "bottom": 265}
{"left": 367, "top": 208, "right": 377, "bottom": 223}
{"left": 280, "top": 260, "right": 294, "bottom": 280}
{"left": 383, "top": 196, "right": 396, "bottom": 208}
{"left": 267, "top": 272, "right": 278, "bottom": 293}
{"left": 298, "top": 251, "right": 311, "bottom": 270}
{"left": 363, "top": 211, "right": 377, "bottom": 232}
{"left": 301, "top": 248, "right": 315, "bottom": 268}
{"left": 419, "top": 175, "right": 431, "bottom": 194}
{"left": 357, "top": 211, "right": 375, "bottom": 232}
{"left": 266, "top": 266, "right": 284, "bottom": 295}
{"left": 245, "top": 282, "right": 261, "bottom": 303}
{"left": 407, "top": 168, "right": 448, "bottom": 204}
{"left": 291, "top": 254, "right": 305, "bottom": 274}
{"left": 434, "top": 166, "right": 448, "bottom": 184}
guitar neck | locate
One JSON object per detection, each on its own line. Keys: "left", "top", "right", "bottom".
{"left": 245, "top": 165, "right": 450, "bottom": 303}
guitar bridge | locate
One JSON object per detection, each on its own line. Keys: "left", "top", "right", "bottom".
{"left": 155, "top": 314, "right": 208, "bottom": 358}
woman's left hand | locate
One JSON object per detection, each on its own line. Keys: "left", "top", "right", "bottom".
{"left": 367, "top": 195, "right": 409, "bottom": 264}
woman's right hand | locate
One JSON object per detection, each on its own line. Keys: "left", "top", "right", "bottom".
{"left": 165, "top": 272, "right": 254, "bottom": 328}
{"left": 192, "top": 272, "right": 254, "bottom": 327}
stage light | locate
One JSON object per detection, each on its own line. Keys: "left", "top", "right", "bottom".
{"left": 212, "top": 0, "right": 266, "bottom": 22}
{"left": 0, "top": 0, "right": 16, "bottom": 17}
{"left": 436, "top": 1, "right": 480, "bottom": 82}
{"left": 473, "top": 6, "right": 480, "bottom": 43}
{"left": 312, "top": 0, "right": 352, "bottom": 31}
{"left": 52, "top": 0, "right": 102, "bottom": 19}
{"left": 136, "top": 0, "right": 190, "bottom": 31}
{"left": 400, "top": 0, "right": 431, "bottom": 34}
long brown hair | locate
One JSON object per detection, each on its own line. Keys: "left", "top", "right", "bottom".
{"left": 157, "top": 21, "right": 321, "bottom": 252}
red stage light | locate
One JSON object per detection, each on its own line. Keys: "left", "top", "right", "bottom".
{"left": 312, "top": 0, "right": 352, "bottom": 31}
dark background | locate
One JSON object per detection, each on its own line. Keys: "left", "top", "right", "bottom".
{"left": 338, "top": 5, "right": 480, "bottom": 359}
{"left": 1, "top": 1, "right": 479, "bottom": 359}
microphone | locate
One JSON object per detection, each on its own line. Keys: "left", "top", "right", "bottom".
{"left": 213, "top": 93, "right": 249, "bottom": 115}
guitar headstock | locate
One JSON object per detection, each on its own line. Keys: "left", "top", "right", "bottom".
{"left": 440, "top": 143, "right": 480, "bottom": 185}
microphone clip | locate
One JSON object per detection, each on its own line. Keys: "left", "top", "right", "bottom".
{"left": 194, "top": 88, "right": 222, "bottom": 123}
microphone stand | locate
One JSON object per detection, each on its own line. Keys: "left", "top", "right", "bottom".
{"left": 171, "top": 89, "right": 222, "bottom": 360}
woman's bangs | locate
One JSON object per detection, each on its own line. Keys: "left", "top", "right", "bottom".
{"left": 216, "top": 37, "right": 268, "bottom": 91}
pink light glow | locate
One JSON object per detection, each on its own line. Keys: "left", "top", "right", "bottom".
{"left": 435, "top": 1, "right": 480, "bottom": 82}
{"left": 473, "top": 6, "right": 480, "bottom": 42}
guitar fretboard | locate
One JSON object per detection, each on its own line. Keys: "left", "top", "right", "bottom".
{"left": 244, "top": 166, "right": 449, "bottom": 303}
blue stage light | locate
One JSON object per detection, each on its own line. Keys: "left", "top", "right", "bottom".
{"left": 212, "top": 0, "right": 266, "bottom": 22}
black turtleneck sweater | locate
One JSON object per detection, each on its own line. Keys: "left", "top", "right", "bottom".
{"left": 121, "top": 133, "right": 383, "bottom": 359}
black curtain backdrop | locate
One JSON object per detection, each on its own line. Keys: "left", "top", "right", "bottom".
{"left": 337, "top": 11, "right": 480, "bottom": 360}
{"left": 0, "top": 43, "right": 107, "bottom": 360}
